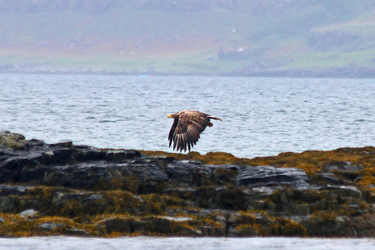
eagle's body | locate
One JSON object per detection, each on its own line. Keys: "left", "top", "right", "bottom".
{"left": 167, "top": 110, "right": 222, "bottom": 152}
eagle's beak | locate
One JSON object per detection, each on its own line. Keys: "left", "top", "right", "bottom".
{"left": 167, "top": 114, "right": 173, "bottom": 118}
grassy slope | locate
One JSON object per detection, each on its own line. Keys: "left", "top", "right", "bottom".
{"left": 0, "top": 1, "right": 375, "bottom": 75}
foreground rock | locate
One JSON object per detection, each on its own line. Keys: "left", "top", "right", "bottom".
{"left": 0, "top": 131, "right": 374, "bottom": 237}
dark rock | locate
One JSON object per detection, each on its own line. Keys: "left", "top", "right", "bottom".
{"left": 49, "top": 191, "right": 110, "bottom": 216}
{"left": 96, "top": 217, "right": 144, "bottom": 233}
{"left": 27, "top": 139, "right": 45, "bottom": 147}
{"left": 348, "top": 214, "right": 375, "bottom": 237}
{"left": 320, "top": 185, "right": 362, "bottom": 198}
{"left": 20, "top": 209, "right": 38, "bottom": 218}
{"left": 250, "top": 186, "right": 276, "bottom": 195}
{"left": 0, "top": 197, "right": 18, "bottom": 212}
{"left": 303, "top": 213, "right": 352, "bottom": 237}
{"left": 324, "top": 161, "right": 363, "bottom": 172}
{"left": 97, "top": 215, "right": 205, "bottom": 236}
{"left": 0, "top": 185, "right": 30, "bottom": 195}
{"left": 209, "top": 165, "right": 239, "bottom": 185}
{"left": 41, "top": 148, "right": 75, "bottom": 165}
{"left": 39, "top": 222, "right": 65, "bottom": 231}
{"left": 0, "top": 131, "right": 375, "bottom": 237}
{"left": 143, "top": 216, "right": 201, "bottom": 236}
{"left": 87, "top": 194, "right": 104, "bottom": 200}
{"left": 65, "top": 228, "right": 89, "bottom": 236}
{"left": 228, "top": 224, "right": 257, "bottom": 236}
{"left": 194, "top": 186, "right": 249, "bottom": 210}
{"left": 237, "top": 165, "right": 309, "bottom": 189}
{"left": 323, "top": 161, "right": 363, "bottom": 183}
{"left": 50, "top": 141, "right": 73, "bottom": 148}
{"left": 165, "top": 161, "right": 211, "bottom": 185}
{"left": 200, "top": 222, "right": 226, "bottom": 236}
{"left": 104, "top": 149, "right": 141, "bottom": 162}
{"left": 162, "top": 186, "right": 197, "bottom": 201}
{"left": 313, "top": 172, "right": 344, "bottom": 185}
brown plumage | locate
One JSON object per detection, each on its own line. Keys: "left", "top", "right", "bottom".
{"left": 167, "top": 110, "right": 222, "bottom": 152}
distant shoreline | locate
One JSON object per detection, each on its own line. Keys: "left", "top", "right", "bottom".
{"left": 1, "top": 69, "right": 375, "bottom": 79}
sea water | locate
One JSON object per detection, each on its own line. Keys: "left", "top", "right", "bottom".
{"left": 1, "top": 73, "right": 375, "bottom": 248}
{"left": 0, "top": 237, "right": 374, "bottom": 250}
{"left": 1, "top": 73, "right": 374, "bottom": 158}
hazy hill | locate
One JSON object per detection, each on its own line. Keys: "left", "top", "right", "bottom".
{"left": 1, "top": 0, "right": 375, "bottom": 76}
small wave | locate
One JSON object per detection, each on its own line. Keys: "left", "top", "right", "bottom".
{"left": 99, "top": 120, "right": 117, "bottom": 123}
{"left": 275, "top": 109, "right": 287, "bottom": 113}
{"left": 354, "top": 119, "right": 367, "bottom": 123}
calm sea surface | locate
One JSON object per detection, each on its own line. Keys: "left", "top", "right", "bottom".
{"left": 1, "top": 73, "right": 374, "bottom": 158}
{"left": 1, "top": 74, "right": 375, "bottom": 248}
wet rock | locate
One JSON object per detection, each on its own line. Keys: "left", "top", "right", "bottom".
{"left": 209, "top": 165, "right": 239, "bottom": 185}
{"left": 323, "top": 161, "right": 363, "bottom": 183}
{"left": 26, "top": 139, "right": 45, "bottom": 147}
{"left": 227, "top": 211, "right": 259, "bottom": 225}
{"left": 321, "top": 185, "right": 361, "bottom": 198}
{"left": 303, "top": 212, "right": 353, "bottom": 236}
{"left": 0, "top": 131, "right": 375, "bottom": 237}
{"left": 324, "top": 161, "right": 363, "bottom": 172}
{"left": 165, "top": 161, "right": 211, "bottom": 186}
{"left": 96, "top": 217, "right": 145, "bottom": 234}
{"left": 95, "top": 216, "right": 202, "bottom": 236}
{"left": 313, "top": 172, "right": 344, "bottom": 185}
{"left": 104, "top": 149, "right": 141, "bottom": 162}
{"left": 50, "top": 141, "right": 73, "bottom": 148}
{"left": 87, "top": 194, "right": 104, "bottom": 200}
{"left": 39, "top": 222, "right": 65, "bottom": 231}
{"left": 237, "top": 165, "right": 309, "bottom": 189}
{"left": 158, "top": 216, "right": 192, "bottom": 222}
{"left": 200, "top": 222, "right": 226, "bottom": 236}
{"left": 194, "top": 186, "right": 249, "bottom": 210}
{"left": 251, "top": 186, "right": 276, "bottom": 195}
{"left": 20, "top": 209, "right": 38, "bottom": 218}
{"left": 49, "top": 191, "right": 111, "bottom": 216}
{"left": 228, "top": 224, "right": 257, "bottom": 236}
{"left": 143, "top": 216, "right": 201, "bottom": 236}
{"left": 348, "top": 214, "right": 375, "bottom": 237}
{"left": 0, "top": 185, "right": 30, "bottom": 195}
{"left": 65, "top": 228, "right": 89, "bottom": 236}
{"left": 0, "top": 196, "right": 18, "bottom": 212}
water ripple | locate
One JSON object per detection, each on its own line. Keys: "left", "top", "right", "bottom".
{"left": 1, "top": 73, "right": 375, "bottom": 158}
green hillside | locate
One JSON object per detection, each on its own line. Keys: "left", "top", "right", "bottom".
{"left": 0, "top": 0, "right": 375, "bottom": 76}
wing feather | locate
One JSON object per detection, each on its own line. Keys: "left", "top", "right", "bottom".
{"left": 168, "top": 118, "right": 178, "bottom": 147}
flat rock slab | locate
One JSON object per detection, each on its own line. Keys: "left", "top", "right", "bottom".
{"left": 237, "top": 165, "right": 309, "bottom": 189}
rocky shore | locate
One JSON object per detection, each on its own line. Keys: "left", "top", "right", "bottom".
{"left": 0, "top": 131, "right": 375, "bottom": 237}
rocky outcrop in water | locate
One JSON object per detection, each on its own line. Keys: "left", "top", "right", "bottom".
{"left": 0, "top": 131, "right": 374, "bottom": 237}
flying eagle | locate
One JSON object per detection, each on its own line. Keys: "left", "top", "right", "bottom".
{"left": 167, "top": 110, "right": 222, "bottom": 152}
